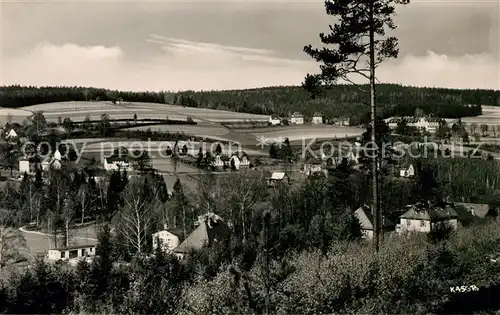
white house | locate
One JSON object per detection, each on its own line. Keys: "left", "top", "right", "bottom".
{"left": 152, "top": 226, "right": 182, "bottom": 253}
{"left": 228, "top": 152, "right": 250, "bottom": 170}
{"left": 103, "top": 157, "right": 132, "bottom": 171}
{"left": 267, "top": 172, "right": 290, "bottom": 186}
{"left": 355, "top": 206, "right": 395, "bottom": 239}
{"left": 210, "top": 154, "right": 225, "bottom": 170}
{"left": 312, "top": 112, "right": 324, "bottom": 124}
{"left": 400, "top": 164, "right": 415, "bottom": 177}
{"left": 386, "top": 117, "right": 443, "bottom": 134}
{"left": 19, "top": 157, "right": 30, "bottom": 174}
{"left": 331, "top": 117, "right": 350, "bottom": 126}
{"left": 41, "top": 150, "right": 62, "bottom": 171}
{"left": 47, "top": 244, "right": 96, "bottom": 261}
{"left": 396, "top": 203, "right": 458, "bottom": 234}
{"left": 5, "top": 129, "right": 17, "bottom": 140}
{"left": 269, "top": 115, "right": 281, "bottom": 126}
{"left": 290, "top": 112, "right": 304, "bottom": 125}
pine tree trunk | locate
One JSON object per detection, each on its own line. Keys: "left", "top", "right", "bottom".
{"left": 369, "top": 0, "right": 380, "bottom": 253}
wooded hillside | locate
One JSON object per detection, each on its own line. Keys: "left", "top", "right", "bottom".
{"left": 2, "top": 85, "right": 498, "bottom": 125}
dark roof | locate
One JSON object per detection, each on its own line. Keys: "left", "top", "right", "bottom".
{"left": 174, "top": 217, "right": 230, "bottom": 254}
{"left": 454, "top": 202, "right": 490, "bottom": 218}
{"left": 355, "top": 206, "right": 395, "bottom": 230}
{"left": 400, "top": 204, "right": 458, "bottom": 221}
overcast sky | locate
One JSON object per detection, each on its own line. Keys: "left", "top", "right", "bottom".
{"left": 1, "top": 0, "right": 499, "bottom": 91}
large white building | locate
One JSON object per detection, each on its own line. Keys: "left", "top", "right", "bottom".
{"left": 268, "top": 115, "right": 281, "bottom": 126}
{"left": 396, "top": 203, "right": 458, "bottom": 234}
{"left": 386, "top": 117, "right": 443, "bottom": 133}
{"left": 152, "top": 226, "right": 182, "bottom": 253}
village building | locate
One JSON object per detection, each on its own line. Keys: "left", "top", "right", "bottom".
{"left": 173, "top": 213, "right": 231, "bottom": 259}
{"left": 103, "top": 147, "right": 132, "bottom": 172}
{"left": 268, "top": 115, "right": 281, "bottom": 126}
{"left": 152, "top": 226, "right": 183, "bottom": 253}
{"left": 228, "top": 151, "right": 250, "bottom": 170}
{"left": 47, "top": 244, "right": 97, "bottom": 261}
{"left": 454, "top": 203, "right": 492, "bottom": 219}
{"left": 267, "top": 171, "right": 290, "bottom": 187}
{"left": 211, "top": 154, "right": 225, "bottom": 170}
{"left": 355, "top": 206, "right": 395, "bottom": 239}
{"left": 385, "top": 117, "right": 443, "bottom": 134}
{"left": 42, "top": 150, "right": 62, "bottom": 171}
{"left": 289, "top": 112, "right": 304, "bottom": 125}
{"left": 396, "top": 203, "right": 459, "bottom": 234}
{"left": 5, "top": 129, "right": 18, "bottom": 142}
{"left": 19, "top": 157, "right": 30, "bottom": 174}
{"left": 331, "top": 117, "right": 350, "bottom": 126}
{"left": 400, "top": 164, "right": 415, "bottom": 177}
{"left": 303, "top": 158, "right": 326, "bottom": 176}
{"left": 311, "top": 112, "right": 324, "bottom": 124}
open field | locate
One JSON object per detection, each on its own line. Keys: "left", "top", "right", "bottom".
{"left": 0, "top": 108, "right": 33, "bottom": 124}
{"left": 20, "top": 225, "right": 98, "bottom": 257}
{"left": 460, "top": 105, "right": 500, "bottom": 126}
{"left": 19, "top": 101, "right": 269, "bottom": 124}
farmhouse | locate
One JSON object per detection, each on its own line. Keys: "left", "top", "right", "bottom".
{"left": 41, "top": 150, "right": 62, "bottom": 171}
{"left": 267, "top": 171, "right": 290, "bottom": 186}
{"left": 47, "top": 244, "right": 96, "bottom": 261}
{"left": 5, "top": 128, "right": 17, "bottom": 141}
{"left": 355, "top": 206, "right": 395, "bottom": 239}
{"left": 173, "top": 213, "right": 231, "bottom": 259}
{"left": 211, "top": 154, "right": 225, "bottom": 170}
{"left": 228, "top": 151, "right": 250, "bottom": 170}
{"left": 331, "top": 117, "right": 350, "bottom": 126}
{"left": 311, "top": 112, "right": 324, "bottom": 124}
{"left": 269, "top": 115, "right": 282, "bottom": 126}
{"left": 400, "top": 164, "right": 415, "bottom": 177}
{"left": 103, "top": 148, "right": 132, "bottom": 171}
{"left": 303, "top": 158, "right": 326, "bottom": 176}
{"left": 152, "top": 226, "right": 183, "bottom": 253}
{"left": 290, "top": 112, "right": 304, "bottom": 125}
{"left": 396, "top": 203, "right": 459, "bottom": 234}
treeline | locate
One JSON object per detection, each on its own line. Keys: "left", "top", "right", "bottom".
{"left": 2, "top": 85, "right": 497, "bottom": 124}
{"left": 1, "top": 158, "right": 500, "bottom": 313}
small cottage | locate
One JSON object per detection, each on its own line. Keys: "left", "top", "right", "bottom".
{"left": 228, "top": 151, "right": 250, "bottom": 170}
{"left": 152, "top": 226, "right": 183, "bottom": 253}
{"left": 267, "top": 172, "right": 290, "bottom": 186}
{"left": 269, "top": 115, "right": 281, "bottom": 126}
{"left": 355, "top": 206, "right": 395, "bottom": 239}
{"left": 311, "top": 112, "right": 324, "bottom": 124}
{"left": 400, "top": 164, "right": 415, "bottom": 177}
{"left": 303, "top": 158, "right": 325, "bottom": 176}
{"left": 290, "top": 112, "right": 304, "bottom": 125}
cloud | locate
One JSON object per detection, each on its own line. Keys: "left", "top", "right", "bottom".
{"left": 1, "top": 38, "right": 499, "bottom": 92}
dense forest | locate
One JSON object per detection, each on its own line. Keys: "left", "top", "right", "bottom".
{"left": 1, "top": 85, "right": 498, "bottom": 124}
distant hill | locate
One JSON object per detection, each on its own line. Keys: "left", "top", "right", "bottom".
{"left": 1, "top": 84, "right": 498, "bottom": 125}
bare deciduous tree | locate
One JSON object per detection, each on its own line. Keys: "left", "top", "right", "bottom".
{"left": 117, "top": 183, "right": 155, "bottom": 255}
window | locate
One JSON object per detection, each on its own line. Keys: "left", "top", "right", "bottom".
{"left": 420, "top": 220, "right": 426, "bottom": 227}
{"left": 406, "top": 219, "right": 411, "bottom": 226}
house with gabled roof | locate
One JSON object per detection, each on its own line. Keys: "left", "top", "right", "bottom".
{"left": 173, "top": 213, "right": 231, "bottom": 259}
{"left": 103, "top": 147, "right": 132, "bottom": 171}
{"left": 290, "top": 112, "right": 304, "bottom": 125}
{"left": 355, "top": 206, "right": 395, "bottom": 239}
{"left": 152, "top": 225, "right": 183, "bottom": 253}
{"left": 228, "top": 151, "right": 250, "bottom": 170}
{"left": 267, "top": 171, "right": 290, "bottom": 187}
{"left": 396, "top": 202, "right": 458, "bottom": 234}
{"left": 312, "top": 112, "right": 324, "bottom": 124}
{"left": 269, "top": 114, "right": 281, "bottom": 126}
